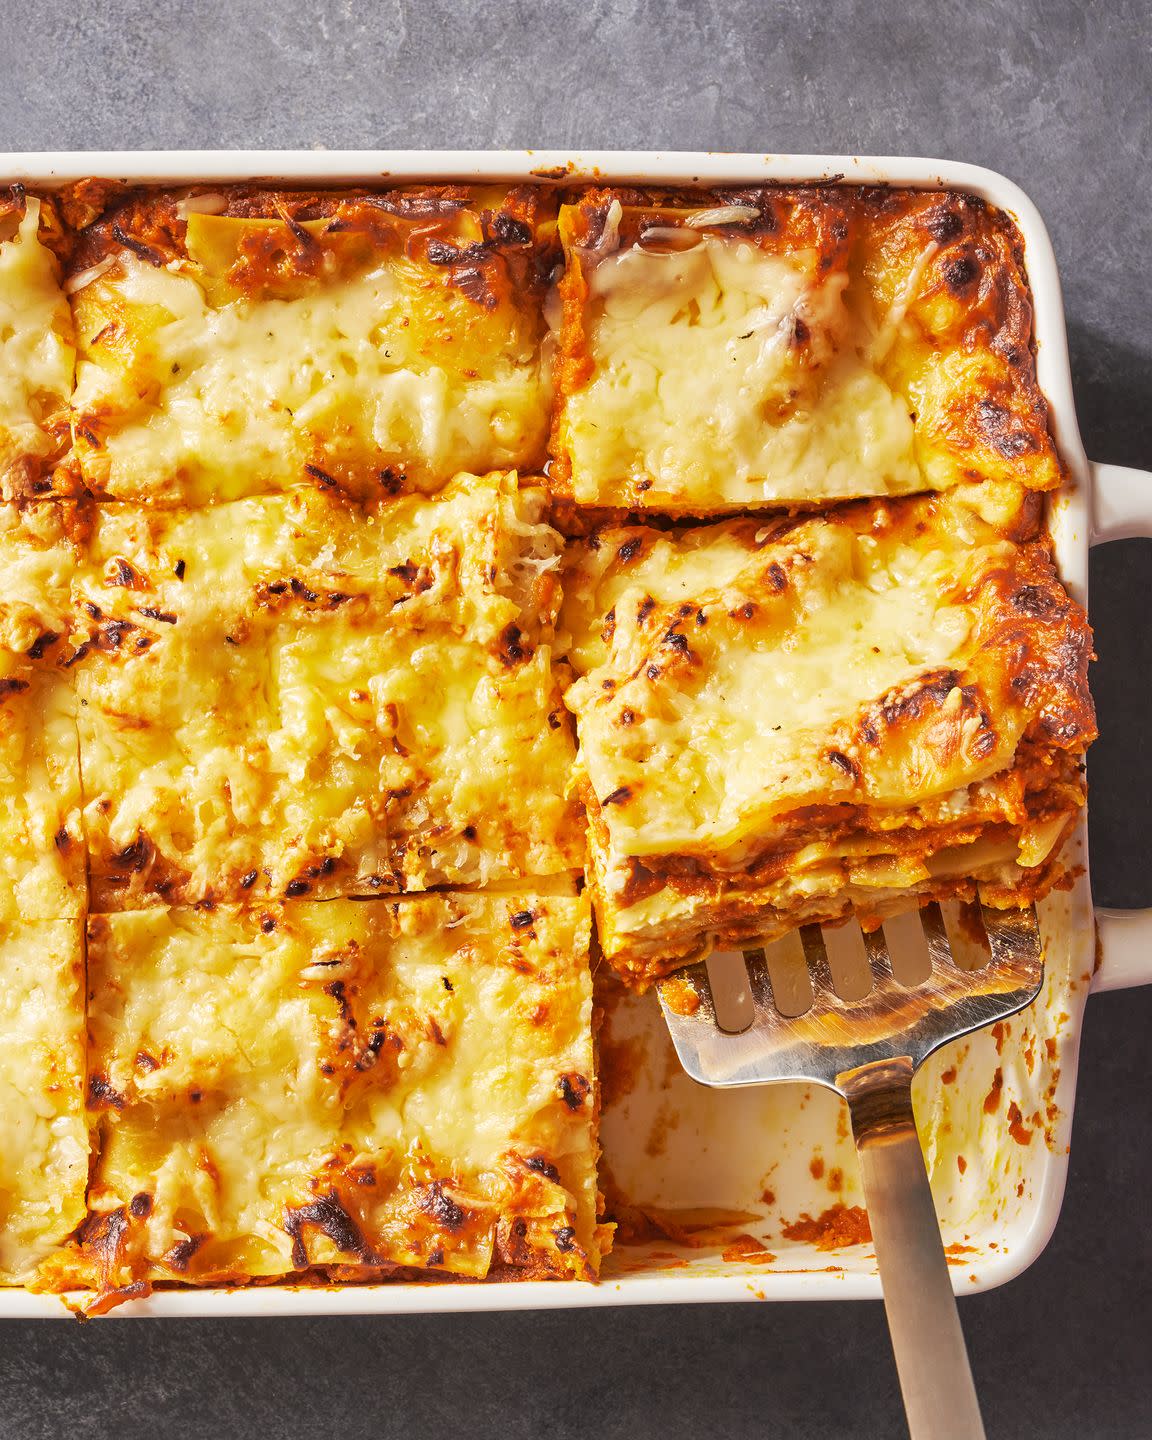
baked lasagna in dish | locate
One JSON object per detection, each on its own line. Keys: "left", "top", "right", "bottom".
{"left": 0, "top": 175, "right": 1092, "bottom": 1304}
{"left": 550, "top": 187, "right": 1063, "bottom": 513}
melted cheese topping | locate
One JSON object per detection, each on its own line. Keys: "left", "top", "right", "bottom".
{"left": 0, "top": 502, "right": 86, "bottom": 922}
{"left": 70, "top": 224, "right": 549, "bottom": 503}
{"left": 73, "top": 472, "right": 582, "bottom": 907}
{"left": 563, "top": 484, "right": 1093, "bottom": 980}
{"left": 560, "top": 235, "right": 917, "bottom": 507}
{"left": 551, "top": 193, "right": 1062, "bottom": 511}
{"left": 0, "top": 921, "right": 88, "bottom": 1282}
{"left": 568, "top": 501, "right": 1006, "bottom": 853}
{"left": 50, "top": 893, "right": 597, "bottom": 1291}
{"left": 0, "top": 201, "right": 75, "bottom": 497}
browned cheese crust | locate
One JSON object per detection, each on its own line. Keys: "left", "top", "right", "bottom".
{"left": 66, "top": 184, "right": 559, "bottom": 504}
{"left": 549, "top": 185, "right": 1062, "bottom": 513}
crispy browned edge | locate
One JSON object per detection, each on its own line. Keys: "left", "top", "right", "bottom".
{"left": 62, "top": 181, "right": 563, "bottom": 503}
{"left": 44, "top": 1164, "right": 601, "bottom": 1311}
{"left": 546, "top": 184, "right": 1064, "bottom": 512}
{"left": 69, "top": 181, "right": 558, "bottom": 295}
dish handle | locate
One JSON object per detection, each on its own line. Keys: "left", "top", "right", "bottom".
{"left": 1089, "top": 461, "right": 1152, "bottom": 991}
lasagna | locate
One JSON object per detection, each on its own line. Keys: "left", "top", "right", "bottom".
{"left": 550, "top": 187, "right": 1062, "bottom": 513}
{"left": 560, "top": 482, "right": 1094, "bottom": 986}
{"left": 0, "top": 191, "right": 75, "bottom": 501}
{"left": 0, "top": 920, "right": 88, "bottom": 1282}
{"left": 0, "top": 498, "right": 87, "bottom": 923}
{"left": 37, "top": 891, "right": 601, "bottom": 1302}
{"left": 68, "top": 186, "right": 556, "bottom": 504}
{"left": 0, "top": 174, "right": 1092, "bottom": 1299}
{"left": 71, "top": 470, "right": 583, "bottom": 908}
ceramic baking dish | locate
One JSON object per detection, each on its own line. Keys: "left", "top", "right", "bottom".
{"left": 3, "top": 150, "right": 1150, "bottom": 1318}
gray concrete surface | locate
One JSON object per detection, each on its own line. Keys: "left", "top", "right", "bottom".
{"left": 1, "top": 1, "right": 1150, "bottom": 1435}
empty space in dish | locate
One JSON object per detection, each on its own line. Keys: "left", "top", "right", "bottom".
{"left": 598, "top": 856, "right": 1093, "bottom": 1295}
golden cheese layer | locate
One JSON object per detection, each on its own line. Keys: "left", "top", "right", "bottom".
{"left": 0, "top": 920, "right": 89, "bottom": 1282}
{"left": 0, "top": 500, "right": 87, "bottom": 922}
{"left": 560, "top": 482, "right": 1094, "bottom": 985}
{"left": 0, "top": 194, "right": 75, "bottom": 501}
{"left": 68, "top": 186, "right": 555, "bottom": 504}
{"left": 71, "top": 471, "right": 582, "bottom": 908}
{"left": 34, "top": 891, "right": 601, "bottom": 1302}
{"left": 550, "top": 188, "right": 1062, "bottom": 512}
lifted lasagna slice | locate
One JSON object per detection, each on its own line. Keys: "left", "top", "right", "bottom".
{"left": 73, "top": 472, "right": 582, "bottom": 908}
{"left": 560, "top": 483, "right": 1094, "bottom": 987}
{"left": 0, "top": 920, "right": 88, "bottom": 1283}
{"left": 68, "top": 186, "right": 555, "bottom": 503}
{"left": 0, "top": 499, "right": 87, "bottom": 923}
{"left": 0, "top": 191, "right": 75, "bottom": 501}
{"left": 549, "top": 187, "right": 1060, "bottom": 513}
{"left": 42, "top": 891, "right": 599, "bottom": 1302}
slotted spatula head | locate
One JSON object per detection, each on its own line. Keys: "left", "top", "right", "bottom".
{"left": 655, "top": 895, "right": 1042, "bottom": 1440}
{"left": 657, "top": 900, "right": 1044, "bottom": 1095}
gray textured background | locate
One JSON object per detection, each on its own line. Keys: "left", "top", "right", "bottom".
{"left": 1, "top": 1, "right": 1150, "bottom": 1436}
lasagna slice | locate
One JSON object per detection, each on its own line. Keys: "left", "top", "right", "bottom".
{"left": 0, "top": 191, "right": 75, "bottom": 501}
{"left": 41, "top": 890, "right": 600, "bottom": 1301}
{"left": 0, "top": 920, "right": 89, "bottom": 1283}
{"left": 68, "top": 186, "right": 555, "bottom": 503}
{"left": 560, "top": 482, "right": 1094, "bottom": 987}
{"left": 72, "top": 472, "right": 582, "bottom": 908}
{"left": 0, "top": 499, "right": 87, "bottom": 922}
{"left": 549, "top": 187, "right": 1061, "bottom": 513}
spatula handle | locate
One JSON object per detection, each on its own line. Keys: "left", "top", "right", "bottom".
{"left": 844, "top": 1058, "right": 986, "bottom": 1440}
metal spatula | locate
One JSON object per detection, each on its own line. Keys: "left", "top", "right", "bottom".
{"left": 657, "top": 898, "right": 1045, "bottom": 1440}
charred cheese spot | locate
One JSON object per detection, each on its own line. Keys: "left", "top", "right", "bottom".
{"left": 86, "top": 1073, "right": 127, "bottom": 1112}
{"left": 284, "top": 1192, "right": 375, "bottom": 1269}
{"left": 558, "top": 1072, "right": 591, "bottom": 1110}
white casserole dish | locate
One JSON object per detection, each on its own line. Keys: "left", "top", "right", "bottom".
{"left": 2, "top": 149, "right": 1150, "bottom": 1318}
